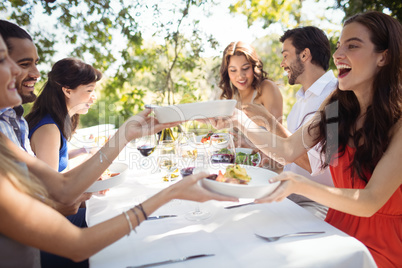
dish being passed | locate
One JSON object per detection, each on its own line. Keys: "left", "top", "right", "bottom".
{"left": 201, "top": 164, "right": 279, "bottom": 199}
{"left": 152, "top": 100, "right": 236, "bottom": 123}
{"left": 85, "top": 162, "right": 128, "bottom": 193}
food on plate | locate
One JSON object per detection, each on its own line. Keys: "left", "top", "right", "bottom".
{"left": 207, "top": 164, "right": 251, "bottom": 184}
{"left": 235, "top": 151, "right": 260, "bottom": 166}
{"left": 96, "top": 169, "right": 120, "bottom": 194}
{"left": 210, "top": 134, "right": 227, "bottom": 144}
{"left": 201, "top": 132, "right": 214, "bottom": 143}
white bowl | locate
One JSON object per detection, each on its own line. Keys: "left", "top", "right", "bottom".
{"left": 235, "top": 148, "right": 261, "bottom": 167}
{"left": 85, "top": 162, "right": 128, "bottom": 192}
{"left": 153, "top": 100, "right": 237, "bottom": 123}
{"left": 201, "top": 165, "right": 279, "bottom": 199}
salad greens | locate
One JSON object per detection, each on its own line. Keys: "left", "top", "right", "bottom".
{"left": 235, "top": 152, "right": 260, "bottom": 166}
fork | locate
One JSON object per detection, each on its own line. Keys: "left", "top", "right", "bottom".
{"left": 255, "top": 231, "right": 325, "bottom": 242}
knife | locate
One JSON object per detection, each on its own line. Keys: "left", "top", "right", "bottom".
{"left": 147, "top": 215, "right": 178, "bottom": 220}
{"left": 224, "top": 202, "right": 255, "bottom": 209}
{"left": 127, "top": 254, "right": 214, "bottom": 268}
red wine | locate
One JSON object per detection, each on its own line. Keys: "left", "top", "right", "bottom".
{"left": 137, "top": 145, "right": 156, "bottom": 157}
{"left": 180, "top": 167, "right": 195, "bottom": 177}
{"left": 211, "top": 153, "right": 234, "bottom": 163}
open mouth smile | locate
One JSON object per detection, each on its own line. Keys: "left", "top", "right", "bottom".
{"left": 337, "top": 64, "right": 351, "bottom": 78}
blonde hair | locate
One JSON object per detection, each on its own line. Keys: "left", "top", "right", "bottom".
{"left": 0, "top": 135, "right": 50, "bottom": 203}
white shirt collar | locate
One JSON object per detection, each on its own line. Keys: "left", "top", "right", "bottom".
{"left": 296, "top": 70, "right": 336, "bottom": 100}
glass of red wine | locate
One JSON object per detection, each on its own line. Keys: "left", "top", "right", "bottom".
{"left": 136, "top": 134, "right": 157, "bottom": 169}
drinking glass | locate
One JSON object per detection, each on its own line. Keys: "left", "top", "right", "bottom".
{"left": 178, "top": 132, "right": 198, "bottom": 171}
{"left": 209, "top": 133, "right": 235, "bottom": 164}
{"left": 185, "top": 142, "right": 212, "bottom": 221}
{"left": 157, "top": 140, "right": 179, "bottom": 182}
{"left": 136, "top": 134, "right": 157, "bottom": 168}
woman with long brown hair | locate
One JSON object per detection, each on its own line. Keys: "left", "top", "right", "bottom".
{"left": 211, "top": 11, "right": 402, "bottom": 267}
{"left": 219, "top": 41, "right": 283, "bottom": 122}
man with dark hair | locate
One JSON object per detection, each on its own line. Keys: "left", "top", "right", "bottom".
{"left": 0, "top": 20, "right": 39, "bottom": 153}
{"left": 243, "top": 26, "right": 337, "bottom": 219}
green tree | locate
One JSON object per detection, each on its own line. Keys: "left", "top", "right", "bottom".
{"left": 0, "top": 0, "right": 219, "bottom": 125}
{"left": 229, "top": 0, "right": 302, "bottom": 29}
{"left": 334, "top": 0, "right": 402, "bottom": 22}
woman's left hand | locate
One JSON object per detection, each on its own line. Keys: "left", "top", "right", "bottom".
{"left": 254, "top": 171, "right": 306, "bottom": 203}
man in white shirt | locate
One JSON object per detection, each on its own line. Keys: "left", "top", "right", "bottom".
{"left": 0, "top": 20, "right": 40, "bottom": 154}
{"left": 243, "top": 26, "right": 337, "bottom": 219}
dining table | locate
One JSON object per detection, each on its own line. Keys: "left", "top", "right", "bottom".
{"left": 85, "top": 144, "right": 377, "bottom": 268}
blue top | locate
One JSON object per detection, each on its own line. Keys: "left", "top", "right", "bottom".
{"left": 29, "top": 114, "right": 68, "bottom": 172}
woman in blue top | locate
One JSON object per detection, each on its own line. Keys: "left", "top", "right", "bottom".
{"left": 26, "top": 58, "right": 101, "bottom": 172}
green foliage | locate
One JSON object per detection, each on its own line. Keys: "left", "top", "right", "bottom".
{"left": 334, "top": 0, "right": 402, "bottom": 22}
{"left": 229, "top": 0, "right": 302, "bottom": 29}
{"left": 1, "top": 0, "right": 219, "bottom": 126}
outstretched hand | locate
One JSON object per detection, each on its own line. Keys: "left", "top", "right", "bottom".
{"left": 168, "top": 172, "right": 239, "bottom": 203}
{"left": 242, "top": 103, "right": 275, "bottom": 129}
{"left": 122, "top": 108, "right": 180, "bottom": 142}
{"left": 254, "top": 171, "right": 306, "bottom": 203}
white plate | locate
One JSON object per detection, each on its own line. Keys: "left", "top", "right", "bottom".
{"left": 201, "top": 165, "right": 279, "bottom": 199}
{"left": 235, "top": 148, "right": 261, "bottom": 167}
{"left": 153, "top": 100, "right": 237, "bottom": 123}
{"left": 85, "top": 162, "right": 128, "bottom": 192}
{"left": 70, "top": 124, "right": 117, "bottom": 148}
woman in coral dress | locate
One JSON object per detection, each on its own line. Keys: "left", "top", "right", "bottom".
{"left": 213, "top": 11, "right": 401, "bottom": 267}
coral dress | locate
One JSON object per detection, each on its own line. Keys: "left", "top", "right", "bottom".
{"left": 326, "top": 145, "right": 402, "bottom": 268}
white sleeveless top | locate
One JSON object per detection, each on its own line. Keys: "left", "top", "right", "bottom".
{"left": 235, "top": 90, "right": 257, "bottom": 109}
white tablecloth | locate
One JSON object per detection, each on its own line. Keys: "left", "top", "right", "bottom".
{"left": 86, "top": 147, "right": 377, "bottom": 268}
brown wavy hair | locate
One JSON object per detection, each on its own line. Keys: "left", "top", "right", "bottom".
{"left": 26, "top": 58, "right": 102, "bottom": 140}
{"left": 310, "top": 11, "right": 402, "bottom": 182}
{"left": 219, "top": 41, "right": 268, "bottom": 101}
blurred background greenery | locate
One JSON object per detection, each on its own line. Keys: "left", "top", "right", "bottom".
{"left": 1, "top": 0, "right": 401, "bottom": 135}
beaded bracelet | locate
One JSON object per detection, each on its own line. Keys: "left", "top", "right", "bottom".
{"left": 122, "top": 211, "right": 133, "bottom": 236}
{"left": 137, "top": 203, "right": 148, "bottom": 220}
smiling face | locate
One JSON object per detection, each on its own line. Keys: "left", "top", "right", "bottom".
{"left": 227, "top": 54, "right": 254, "bottom": 92}
{"left": 0, "top": 36, "right": 22, "bottom": 109}
{"left": 280, "top": 39, "right": 305, "bottom": 85}
{"left": 64, "top": 82, "right": 97, "bottom": 116}
{"left": 333, "top": 22, "right": 386, "bottom": 94}
{"left": 8, "top": 37, "right": 40, "bottom": 104}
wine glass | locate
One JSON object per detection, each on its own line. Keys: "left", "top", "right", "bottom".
{"left": 209, "top": 133, "right": 235, "bottom": 165}
{"left": 136, "top": 134, "right": 157, "bottom": 169}
{"left": 178, "top": 132, "right": 198, "bottom": 172}
{"left": 185, "top": 142, "right": 212, "bottom": 221}
{"left": 157, "top": 140, "right": 179, "bottom": 182}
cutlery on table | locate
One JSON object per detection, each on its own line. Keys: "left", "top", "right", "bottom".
{"left": 147, "top": 215, "right": 177, "bottom": 220}
{"left": 224, "top": 202, "right": 255, "bottom": 209}
{"left": 255, "top": 231, "right": 325, "bottom": 242}
{"left": 127, "top": 254, "right": 214, "bottom": 268}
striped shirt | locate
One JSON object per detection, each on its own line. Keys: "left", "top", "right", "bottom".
{"left": 0, "top": 106, "right": 34, "bottom": 154}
